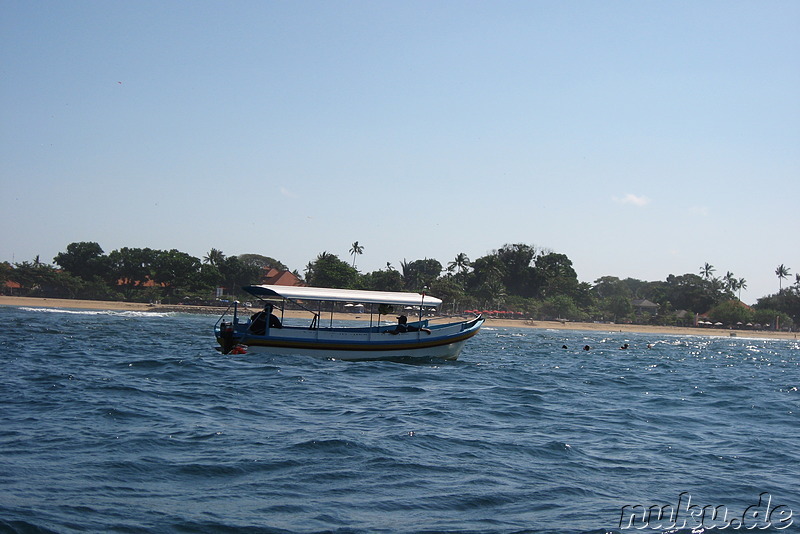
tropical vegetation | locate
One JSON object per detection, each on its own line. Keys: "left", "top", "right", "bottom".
{"left": 2, "top": 242, "right": 797, "bottom": 331}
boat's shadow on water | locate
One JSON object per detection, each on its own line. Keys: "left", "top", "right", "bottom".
{"left": 330, "top": 355, "right": 465, "bottom": 366}
{"left": 218, "top": 349, "right": 467, "bottom": 367}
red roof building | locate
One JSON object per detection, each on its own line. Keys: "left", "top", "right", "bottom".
{"left": 3, "top": 280, "right": 21, "bottom": 294}
{"left": 262, "top": 268, "right": 304, "bottom": 287}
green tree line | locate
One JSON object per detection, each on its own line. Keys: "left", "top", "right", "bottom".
{"left": 1, "top": 241, "right": 797, "bottom": 330}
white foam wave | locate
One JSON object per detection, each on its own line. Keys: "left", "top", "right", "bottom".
{"left": 19, "top": 307, "right": 174, "bottom": 318}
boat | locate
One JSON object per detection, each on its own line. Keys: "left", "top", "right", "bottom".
{"left": 214, "top": 285, "right": 484, "bottom": 361}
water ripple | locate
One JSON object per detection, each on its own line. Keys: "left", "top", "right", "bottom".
{"left": 1, "top": 308, "right": 798, "bottom": 533}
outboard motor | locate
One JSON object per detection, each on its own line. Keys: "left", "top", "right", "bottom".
{"left": 219, "top": 321, "right": 236, "bottom": 354}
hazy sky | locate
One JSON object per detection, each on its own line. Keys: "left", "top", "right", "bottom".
{"left": 2, "top": 1, "right": 798, "bottom": 304}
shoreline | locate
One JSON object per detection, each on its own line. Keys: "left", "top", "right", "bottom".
{"left": 2, "top": 295, "right": 797, "bottom": 341}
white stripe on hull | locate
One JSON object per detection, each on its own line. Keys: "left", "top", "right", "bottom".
{"left": 243, "top": 338, "right": 469, "bottom": 361}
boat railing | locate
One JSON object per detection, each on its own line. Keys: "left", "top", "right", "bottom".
{"left": 214, "top": 301, "right": 241, "bottom": 334}
{"left": 461, "top": 314, "right": 482, "bottom": 331}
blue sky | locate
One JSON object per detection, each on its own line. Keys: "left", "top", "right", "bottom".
{"left": 2, "top": 1, "right": 798, "bottom": 304}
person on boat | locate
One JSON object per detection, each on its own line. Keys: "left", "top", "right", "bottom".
{"left": 269, "top": 309, "right": 282, "bottom": 329}
{"left": 249, "top": 305, "right": 282, "bottom": 335}
{"left": 387, "top": 315, "right": 431, "bottom": 335}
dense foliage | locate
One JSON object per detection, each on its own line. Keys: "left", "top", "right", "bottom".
{"left": 3, "top": 241, "right": 798, "bottom": 330}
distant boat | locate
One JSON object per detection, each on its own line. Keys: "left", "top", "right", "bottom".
{"left": 215, "top": 285, "right": 484, "bottom": 361}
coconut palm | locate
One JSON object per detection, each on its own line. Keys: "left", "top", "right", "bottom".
{"left": 349, "top": 241, "right": 364, "bottom": 268}
{"left": 775, "top": 264, "right": 791, "bottom": 291}
{"left": 447, "top": 252, "right": 471, "bottom": 274}
{"left": 737, "top": 277, "right": 747, "bottom": 301}
{"left": 399, "top": 258, "right": 421, "bottom": 290}
{"left": 204, "top": 248, "right": 225, "bottom": 267}
{"left": 723, "top": 271, "right": 736, "bottom": 292}
{"left": 700, "top": 263, "right": 715, "bottom": 280}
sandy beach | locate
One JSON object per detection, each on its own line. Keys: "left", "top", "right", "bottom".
{"left": 2, "top": 295, "right": 797, "bottom": 341}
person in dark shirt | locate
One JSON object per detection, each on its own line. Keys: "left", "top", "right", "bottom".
{"left": 387, "top": 315, "right": 431, "bottom": 335}
{"left": 249, "top": 305, "right": 282, "bottom": 335}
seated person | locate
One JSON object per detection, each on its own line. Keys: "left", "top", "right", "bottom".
{"left": 387, "top": 314, "right": 431, "bottom": 335}
{"left": 269, "top": 311, "right": 282, "bottom": 329}
{"left": 249, "top": 311, "right": 267, "bottom": 335}
{"left": 249, "top": 306, "right": 282, "bottom": 335}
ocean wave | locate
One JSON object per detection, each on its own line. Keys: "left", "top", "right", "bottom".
{"left": 1, "top": 308, "right": 797, "bottom": 534}
{"left": 18, "top": 306, "right": 175, "bottom": 318}
{"left": 0, "top": 519, "right": 61, "bottom": 534}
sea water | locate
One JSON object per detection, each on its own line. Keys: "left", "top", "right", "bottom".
{"left": 0, "top": 305, "right": 797, "bottom": 534}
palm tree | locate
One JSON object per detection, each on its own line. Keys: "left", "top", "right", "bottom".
{"left": 482, "top": 278, "right": 507, "bottom": 309}
{"left": 399, "top": 259, "right": 414, "bottom": 289}
{"left": 700, "top": 263, "right": 715, "bottom": 280}
{"left": 447, "top": 253, "right": 471, "bottom": 275}
{"left": 775, "top": 264, "right": 791, "bottom": 292}
{"left": 204, "top": 248, "right": 225, "bottom": 267}
{"left": 723, "top": 271, "right": 736, "bottom": 292}
{"left": 737, "top": 277, "right": 747, "bottom": 301}
{"left": 349, "top": 241, "right": 364, "bottom": 268}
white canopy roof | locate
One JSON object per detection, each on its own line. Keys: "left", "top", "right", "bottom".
{"left": 244, "top": 285, "right": 442, "bottom": 308}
